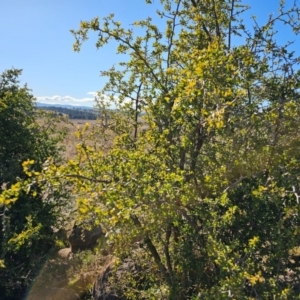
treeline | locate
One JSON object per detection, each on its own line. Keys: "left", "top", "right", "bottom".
{"left": 41, "top": 106, "right": 99, "bottom": 120}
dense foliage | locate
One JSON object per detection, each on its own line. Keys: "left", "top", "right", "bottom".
{"left": 69, "top": 1, "right": 300, "bottom": 298}
{"left": 2, "top": 0, "right": 300, "bottom": 299}
{"left": 0, "top": 69, "right": 68, "bottom": 299}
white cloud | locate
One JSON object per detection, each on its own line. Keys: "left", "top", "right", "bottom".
{"left": 86, "top": 92, "right": 98, "bottom": 97}
{"left": 36, "top": 92, "right": 133, "bottom": 108}
{"left": 36, "top": 93, "right": 98, "bottom": 107}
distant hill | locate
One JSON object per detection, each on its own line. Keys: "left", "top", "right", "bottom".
{"left": 36, "top": 102, "right": 93, "bottom": 110}
{"left": 36, "top": 103, "right": 99, "bottom": 120}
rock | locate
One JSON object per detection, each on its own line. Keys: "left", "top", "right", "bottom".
{"left": 69, "top": 224, "right": 104, "bottom": 252}
{"left": 57, "top": 247, "right": 72, "bottom": 259}
{"left": 54, "top": 227, "right": 68, "bottom": 241}
{"left": 93, "top": 258, "right": 141, "bottom": 300}
{"left": 278, "top": 268, "right": 300, "bottom": 295}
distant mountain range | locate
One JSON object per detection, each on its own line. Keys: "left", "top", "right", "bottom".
{"left": 36, "top": 102, "right": 98, "bottom": 120}
{"left": 36, "top": 102, "right": 93, "bottom": 110}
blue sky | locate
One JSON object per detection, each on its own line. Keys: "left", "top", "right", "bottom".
{"left": 1, "top": 0, "right": 299, "bottom": 107}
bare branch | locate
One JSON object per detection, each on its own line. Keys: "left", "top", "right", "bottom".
{"left": 223, "top": 176, "right": 245, "bottom": 193}
{"left": 228, "top": 0, "right": 235, "bottom": 50}
{"left": 212, "top": 0, "right": 221, "bottom": 38}
{"left": 130, "top": 214, "right": 171, "bottom": 284}
{"left": 190, "top": 0, "right": 212, "bottom": 42}
{"left": 97, "top": 27, "right": 168, "bottom": 94}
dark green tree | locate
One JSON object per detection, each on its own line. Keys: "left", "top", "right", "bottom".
{"left": 0, "top": 69, "right": 69, "bottom": 299}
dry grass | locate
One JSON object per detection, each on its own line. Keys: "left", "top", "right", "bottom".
{"left": 54, "top": 117, "right": 148, "bottom": 160}
{"left": 60, "top": 119, "right": 93, "bottom": 159}
{"left": 39, "top": 118, "right": 113, "bottom": 160}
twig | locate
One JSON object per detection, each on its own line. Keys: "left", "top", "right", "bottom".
{"left": 65, "top": 174, "right": 111, "bottom": 183}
